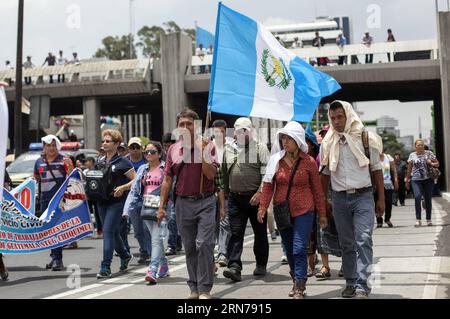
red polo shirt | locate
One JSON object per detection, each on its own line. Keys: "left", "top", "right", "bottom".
{"left": 164, "top": 141, "right": 218, "bottom": 196}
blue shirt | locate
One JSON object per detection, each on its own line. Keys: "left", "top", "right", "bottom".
{"left": 34, "top": 154, "right": 69, "bottom": 206}
{"left": 128, "top": 156, "right": 147, "bottom": 171}
{"left": 336, "top": 36, "right": 347, "bottom": 46}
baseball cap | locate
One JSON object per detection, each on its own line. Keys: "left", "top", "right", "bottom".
{"left": 234, "top": 117, "right": 252, "bottom": 131}
{"left": 118, "top": 142, "right": 127, "bottom": 149}
{"left": 127, "top": 137, "right": 142, "bottom": 147}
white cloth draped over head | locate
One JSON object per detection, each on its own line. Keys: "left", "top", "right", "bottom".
{"left": 320, "top": 100, "right": 383, "bottom": 172}
{"left": 41, "top": 134, "right": 62, "bottom": 151}
{"left": 263, "top": 121, "right": 308, "bottom": 183}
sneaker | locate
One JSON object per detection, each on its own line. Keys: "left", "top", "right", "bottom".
{"left": 386, "top": 221, "right": 393, "bottom": 228}
{"left": 217, "top": 255, "right": 228, "bottom": 267}
{"left": 0, "top": 257, "right": 8, "bottom": 281}
{"left": 157, "top": 264, "right": 170, "bottom": 278}
{"left": 45, "top": 259, "right": 54, "bottom": 270}
{"left": 253, "top": 265, "right": 267, "bottom": 276}
{"left": 415, "top": 220, "right": 422, "bottom": 227}
{"left": 199, "top": 292, "right": 212, "bottom": 299}
{"left": 271, "top": 231, "right": 277, "bottom": 241}
{"left": 341, "top": 286, "right": 356, "bottom": 298}
{"left": 165, "top": 247, "right": 176, "bottom": 256}
{"left": 52, "top": 260, "right": 64, "bottom": 271}
{"left": 188, "top": 292, "right": 199, "bottom": 299}
{"left": 280, "top": 255, "right": 288, "bottom": 265}
{"left": 96, "top": 266, "right": 112, "bottom": 279}
{"left": 377, "top": 223, "right": 383, "bottom": 228}
{"left": 119, "top": 254, "right": 133, "bottom": 272}
{"left": 354, "top": 290, "right": 369, "bottom": 299}
{"left": 427, "top": 220, "right": 433, "bottom": 226}
{"left": 137, "top": 255, "right": 150, "bottom": 264}
{"left": 223, "top": 268, "right": 242, "bottom": 282}
{"left": 145, "top": 269, "right": 157, "bottom": 283}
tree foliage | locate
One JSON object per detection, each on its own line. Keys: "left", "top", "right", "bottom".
{"left": 380, "top": 131, "right": 409, "bottom": 159}
{"left": 94, "top": 35, "right": 137, "bottom": 60}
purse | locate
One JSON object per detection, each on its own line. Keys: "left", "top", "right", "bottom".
{"left": 273, "top": 157, "right": 301, "bottom": 231}
{"left": 427, "top": 164, "right": 441, "bottom": 180}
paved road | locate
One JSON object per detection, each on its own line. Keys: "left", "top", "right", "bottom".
{"left": 1, "top": 197, "right": 449, "bottom": 299}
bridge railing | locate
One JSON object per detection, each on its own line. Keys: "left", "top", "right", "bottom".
{"left": 189, "top": 39, "right": 438, "bottom": 74}
{"left": 0, "top": 58, "right": 151, "bottom": 85}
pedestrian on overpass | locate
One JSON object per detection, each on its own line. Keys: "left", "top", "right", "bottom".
{"left": 157, "top": 109, "right": 218, "bottom": 299}
{"left": 405, "top": 139, "right": 440, "bottom": 227}
{"left": 320, "top": 100, "right": 385, "bottom": 299}
{"left": 258, "top": 121, "right": 327, "bottom": 299}
{"left": 34, "top": 135, "right": 74, "bottom": 271}
{"left": 221, "top": 118, "right": 270, "bottom": 283}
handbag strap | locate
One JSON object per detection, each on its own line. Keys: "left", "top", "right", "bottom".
{"left": 286, "top": 157, "right": 301, "bottom": 201}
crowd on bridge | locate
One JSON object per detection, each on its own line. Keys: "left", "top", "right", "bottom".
{"left": 0, "top": 98, "right": 441, "bottom": 299}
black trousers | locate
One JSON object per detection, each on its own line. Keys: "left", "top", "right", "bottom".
{"left": 226, "top": 193, "right": 269, "bottom": 272}
{"left": 376, "top": 188, "right": 393, "bottom": 224}
{"left": 365, "top": 54, "right": 373, "bottom": 64}
{"left": 396, "top": 180, "right": 406, "bottom": 205}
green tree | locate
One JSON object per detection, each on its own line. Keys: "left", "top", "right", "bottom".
{"left": 380, "top": 131, "right": 409, "bottom": 159}
{"left": 136, "top": 25, "right": 165, "bottom": 57}
{"left": 94, "top": 35, "right": 137, "bottom": 60}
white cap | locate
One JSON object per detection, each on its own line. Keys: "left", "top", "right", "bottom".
{"left": 234, "top": 117, "right": 252, "bottom": 131}
{"left": 127, "top": 137, "right": 142, "bottom": 147}
{"left": 41, "top": 134, "right": 61, "bottom": 150}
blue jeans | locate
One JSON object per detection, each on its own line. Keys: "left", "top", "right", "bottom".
{"left": 411, "top": 179, "right": 434, "bottom": 220}
{"left": 167, "top": 205, "right": 180, "bottom": 250}
{"left": 41, "top": 200, "right": 63, "bottom": 262}
{"left": 332, "top": 190, "right": 375, "bottom": 293}
{"left": 279, "top": 212, "right": 315, "bottom": 281}
{"left": 98, "top": 201, "right": 130, "bottom": 268}
{"left": 119, "top": 218, "right": 130, "bottom": 253}
{"left": 143, "top": 219, "right": 169, "bottom": 271}
{"left": 128, "top": 210, "right": 152, "bottom": 257}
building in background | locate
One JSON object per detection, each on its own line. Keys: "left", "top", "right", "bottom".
{"left": 266, "top": 16, "right": 352, "bottom": 48}
{"left": 377, "top": 115, "right": 400, "bottom": 137}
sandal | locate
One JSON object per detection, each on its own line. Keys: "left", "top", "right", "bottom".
{"left": 315, "top": 266, "right": 331, "bottom": 279}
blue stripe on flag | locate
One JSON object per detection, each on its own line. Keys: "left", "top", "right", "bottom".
{"left": 208, "top": 3, "right": 258, "bottom": 116}
{"left": 290, "top": 56, "right": 341, "bottom": 122}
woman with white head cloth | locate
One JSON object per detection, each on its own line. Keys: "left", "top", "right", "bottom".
{"left": 257, "top": 122, "right": 327, "bottom": 299}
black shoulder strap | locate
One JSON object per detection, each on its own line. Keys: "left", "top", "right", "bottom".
{"left": 286, "top": 157, "right": 301, "bottom": 200}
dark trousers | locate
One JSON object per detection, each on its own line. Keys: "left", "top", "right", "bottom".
{"left": 365, "top": 54, "right": 373, "bottom": 63}
{"left": 42, "top": 200, "right": 63, "bottom": 261}
{"left": 412, "top": 179, "right": 434, "bottom": 220}
{"left": 24, "top": 77, "right": 32, "bottom": 85}
{"left": 226, "top": 193, "right": 269, "bottom": 272}
{"left": 376, "top": 188, "right": 393, "bottom": 224}
{"left": 394, "top": 179, "right": 406, "bottom": 205}
{"left": 119, "top": 217, "right": 130, "bottom": 253}
{"left": 338, "top": 56, "right": 346, "bottom": 65}
{"left": 58, "top": 74, "right": 65, "bottom": 83}
{"left": 89, "top": 200, "right": 102, "bottom": 232}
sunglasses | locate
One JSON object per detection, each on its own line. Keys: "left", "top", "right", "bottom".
{"left": 102, "top": 139, "right": 113, "bottom": 144}
{"left": 145, "top": 149, "right": 158, "bottom": 155}
{"left": 129, "top": 145, "right": 141, "bottom": 150}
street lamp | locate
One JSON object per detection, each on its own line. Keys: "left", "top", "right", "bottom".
{"left": 14, "top": 0, "right": 24, "bottom": 156}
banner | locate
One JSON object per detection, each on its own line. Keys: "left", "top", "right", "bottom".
{"left": 0, "top": 169, "right": 93, "bottom": 254}
{"left": 11, "top": 178, "right": 36, "bottom": 215}
{"left": 196, "top": 26, "right": 215, "bottom": 48}
{"left": 0, "top": 85, "right": 8, "bottom": 203}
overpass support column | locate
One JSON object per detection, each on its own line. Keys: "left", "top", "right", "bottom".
{"left": 83, "top": 97, "right": 101, "bottom": 151}
{"left": 160, "top": 33, "right": 192, "bottom": 133}
{"left": 438, "top": 12, "right": 450, "bottom": 191}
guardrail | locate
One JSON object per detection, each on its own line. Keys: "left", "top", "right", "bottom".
{"left": 189, "top": 39, "right": 438, "bottom": 73}
{"left": 0, "top": 59, "right": 151, "bottom": 85}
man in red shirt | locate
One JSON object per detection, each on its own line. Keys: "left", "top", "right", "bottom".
{"left": 158, "top": 109, "right": 218, "bottom": 299}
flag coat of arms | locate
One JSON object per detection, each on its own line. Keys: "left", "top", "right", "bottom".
{"left": 208, "top": 3, "right": 341, "bottom": 122}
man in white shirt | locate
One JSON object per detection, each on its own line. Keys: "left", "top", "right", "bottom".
{"left": 320, "top": 100, "right": 385, "bottom": 299}
{"left": 57, "top": 50, "right": 67, "bottom": 83}
{"left": 196, "top": 44, "right": 207, "bottom": 74}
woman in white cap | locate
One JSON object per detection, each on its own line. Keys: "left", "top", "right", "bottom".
{"left": 33, "top": 134, "right": 74, "bottom": 271}
{"left": 257, "top": 122, "right": 327, "bottom": 299}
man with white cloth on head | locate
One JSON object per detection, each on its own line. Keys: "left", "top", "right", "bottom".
{"left": 320, "top": 100, "right": 385, "bottom": 299}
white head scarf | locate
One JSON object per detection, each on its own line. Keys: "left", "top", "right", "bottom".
{"left": 263, "top": 121, "right": 308, "bottom": 183}
{"left": 320, "top": 100, "right": 382, "bottom": 172}
{"left": 41, "top": 134, "right": 62, "bottom": 151}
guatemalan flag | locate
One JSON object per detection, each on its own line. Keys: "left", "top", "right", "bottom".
{"left": 208, "top": 3, "right": 341, "bottom": 122}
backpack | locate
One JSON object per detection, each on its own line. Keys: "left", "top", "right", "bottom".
{"left": 85, "top": 158, "right": 113, "bottom": 201}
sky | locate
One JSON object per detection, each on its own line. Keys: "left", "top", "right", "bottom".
{"left": 0, "top": 0, "right": 444, "bottom": 140}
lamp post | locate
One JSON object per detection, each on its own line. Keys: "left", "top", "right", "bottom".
{"left": 14, "top": 0, "right": 24, "bottom": 156}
